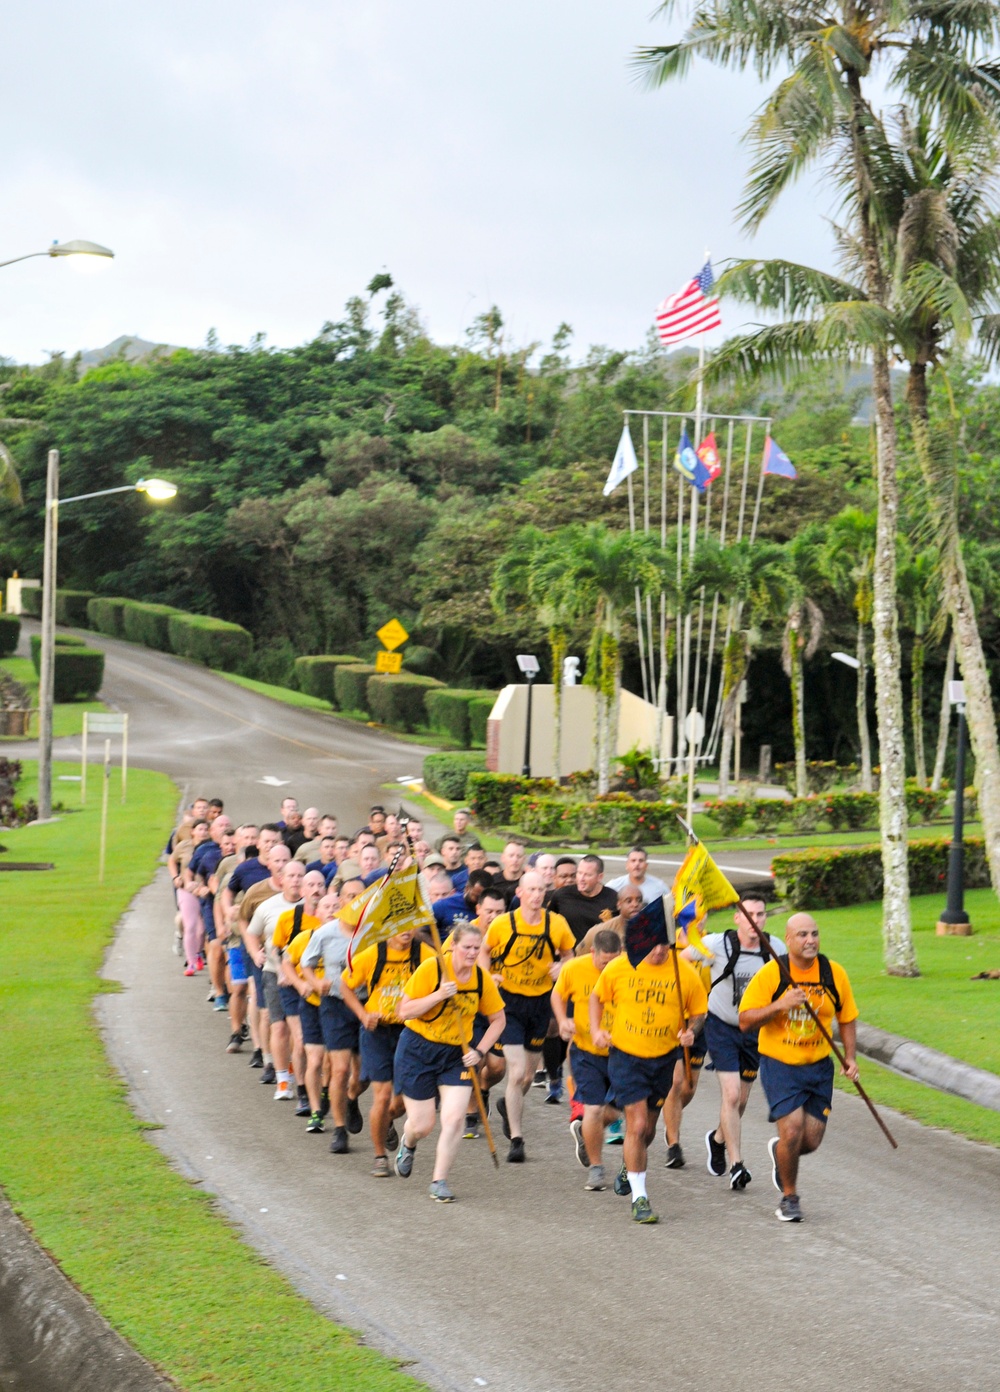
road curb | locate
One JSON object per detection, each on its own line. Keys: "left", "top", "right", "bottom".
{"left": 0, "top": 1192, "right": 173, "bottom": 1392}
{"left": 855, "top": 1021, "right": 1000, "bottom": 1112}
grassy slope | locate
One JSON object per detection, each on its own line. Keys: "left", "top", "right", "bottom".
{"left": 0, "top": 760, "right": 420, "bottom": 1392}
{"left": 1, "top": 655, "right": 108, "bottom": 738}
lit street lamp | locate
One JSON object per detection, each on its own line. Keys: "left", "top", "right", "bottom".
{"left": 516, "top": 653, "right": 540, "bottom": 777}
{"left": 37, "top": 454, "right": 177, "bottom": 820}
{"left": 937, "top": 680, "right": 972, "bottom": 936}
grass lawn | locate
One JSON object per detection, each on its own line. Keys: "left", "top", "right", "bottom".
{"left": 1, "top": 655, "right": 109, "bottom": 739}
{"left": 0, "top": 760, "right": 421, "bottom": 1392}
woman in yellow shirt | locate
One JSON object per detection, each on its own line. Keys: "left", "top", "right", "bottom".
{"left": 393, "top": 922, "right": 506, "bottom": 1201}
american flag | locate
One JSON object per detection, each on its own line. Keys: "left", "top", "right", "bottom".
{"left": 655, "top": 260, "right": 722, "bottom": 345}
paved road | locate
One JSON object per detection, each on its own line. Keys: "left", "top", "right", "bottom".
{"left": 22, "top": 630, "right": 999, "bottom": 1391}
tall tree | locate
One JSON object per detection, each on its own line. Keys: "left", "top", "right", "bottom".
{"left": 897, "top": 544, "right": 941, "bottom": 787}
{"left": 824, "top": 508, "right": 877, "bottom": 791}
{"left": 776, "top": 524, "right": 827, "bottom": 799}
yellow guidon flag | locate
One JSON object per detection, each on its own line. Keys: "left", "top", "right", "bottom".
{"left": 342, "top": 864, "right": 434, "bottom": 966}
{"left": 671, "top": 842, "right": 739, "bottom": 956}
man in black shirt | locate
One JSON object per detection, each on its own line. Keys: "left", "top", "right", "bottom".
{"left": 491, "top": 839, "right": 526, "bottom": 906}
{"left": 548, "top": 854, "right": 619, "bottom": 944}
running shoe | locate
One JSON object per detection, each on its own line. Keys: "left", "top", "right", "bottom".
{"left": 183, "top": 966, "right": 196, "bottom": 977}
{"left": 248, "top": 1048, "right": 264, "bottom": 1069}
{"left": 295, "top": 1094, "right": 311, "bottom": 1118}
{"left": 386, "top": 1122, "right": 399, "bottom": 1150}
{"left": 605, "top": 1118, "right": 625, "bottom": 1146}
{"left": 768, "top": 1136, "right": 781, "bottom": 1192}
{"left": 631, "top": 1196, "right": 659, "bottom": 1224}
{"left": 463, "top": 1114, "right": 480, "bottom": 1140}
{"left": 196, "top": 955, "right": 205, "bottom": 972}
{"left": 585, "top": 1164, "right": 607, "bottom": 1191}
{"left": 306, "top": 1112, "right": 324, "bottom": 1134}
{"left": 496, "top": 1096, "right": 511, "bottom": 1140}
{"left": 532, "top": 1068, "right": 547, "bottom": 1088}
{"left": 225, "top": 1032, "right": 242, "bottom": 1054}
{"left": 506, "top": 1137, "right": 525, "bottom": 1163}
{"left": 545, "top": 1078, "right": 564, "bottom": 1105}
{"left": 569, "top": 1098, "right": 584, "bottom": 1123}
{"left": 430, "top": 1180, "right": 456, "bottom": 1202}
{"left": 261, "top": 1063, "right": 276, "bottom": 1084}
{"left": 706, "top": 1128, "right": 727, "bottom": 1177}
{"left": 273, "top": 1080, "right": 292, "bottom": 1101}
{"left": 346, "top": 1096, "right": 363, "bottom": 1135}
{"left": 206, "top": 988, "right": 216, "bottom": 1002}
{"left": 664, "top": 1143, "right": 685, "bottom": 1169}
{"left": 613, "top": 1163, "right": 631, "bottom": 1197}
{"left": 213, "top": 994, "right": 229, "bottom": 1012}
{"left": 729, "top": 1162, "right": 752, "bottom": 1190}
{"left": 329, "top": 1127, "right": 349, "bottom": 1155}
{"left": 776, "top": 1194, "right": 802, "bottom": 1222}
{"left": 319, "top": 1088, "right": 330, "bottom": 1119}
{"left": 240, "top": 1022, "right": 250, "bottom": 1041}
{"left": 569, "top": 1117, "right": 588, "bottom": 1169}
{"left": 371, "top": 1156, "right": 391, "bottom": 1178}
{"left": 394, "top": 1138, "right": 416, "bottom": 1177}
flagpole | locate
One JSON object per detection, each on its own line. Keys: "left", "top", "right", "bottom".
{"left": 668, "top": 940, "right": 693, "bottom": 1087}
{"left": 627, "top": 464, "right": 651, "bottom": 704}
{"left": 683, "top": 338, "right": 706, "bottom": 811}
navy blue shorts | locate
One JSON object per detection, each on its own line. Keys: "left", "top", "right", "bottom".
{"left": 608, "top": 1046, "right": 680, "bottom": 1110}
{"left": 360, "top": 1022, "right": 404, "bottom": 1084}
{"left": 394, "top": 1029, "right": 470, "bottom": 1100}
{"left": 300, "top": 1000, "right": 324, "bottom": 1047}
{"left": 705, "top": 1014, "right": 759, "bottom": 1080}
{"left": 569, "top": 1044, "right": 613, "bottom": 1107}
{"left": 201, "top": 902, "right": 216, "bottom": 942}
{"left": 500, "top": 990, "right": 551, "bottom": 1052}
{"left": 278, "top": 984, "right": 303, "bottom": 1021}
{"left": 320, "top": 995, "right": 360, "bottom": 1053}
{"left": 471, "top": 1016, "right": 503, "bottom": 1057}
{"left": 759, "top": 1055, "right": 834, "bottom": 1124}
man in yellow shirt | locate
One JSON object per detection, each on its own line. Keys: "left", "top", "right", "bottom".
{"left": 551, "top": 928, "right": 621, "bottom": 1192}
{"left": 479, "top": 871, "right": 575, "bottom": 1163}
{"left": 739, "top": 912, "right": 859, "bottom": 1223}
{"left": 591, "top": 941, "right": 707, "bottom": 1224}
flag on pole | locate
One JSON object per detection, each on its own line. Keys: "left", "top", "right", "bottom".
{"left": 674, "top": 428, "right": 710, "bottom": 492}
{"left": 672, "top": 842, "right": 739, "bottom": 924}
{"left": 762, "top": 436, "right": 797, "bottom": 479}
{"left": 603, "top": 423, "right": 640, "bottom": 496}
{"left": 655, "top": 260, "right": 722, "bottom": 345}
{"left": 697, "top": 432, "right": 722, "bottom": 484}
{"left": 344, "top": 864, "right": 434, "bottom": 966}
{"left": 624, "top": 895, "right": 677, "bottom": 968}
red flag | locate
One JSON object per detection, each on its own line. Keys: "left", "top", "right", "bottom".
{"left": 697, "top": 432, "right": 721, "bottom": 484}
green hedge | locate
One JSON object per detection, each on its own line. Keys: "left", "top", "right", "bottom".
{"left": 511, "top": 793, "right": 680, "bottom": 845}
{"left": 87, "top": 596, "right": 128, "bottom": 638}
{"left": 334, "top": 664, "right": 378, "bottom": 714}
{"left": 367, "top": 673, "right": 443, "bottom": 731}
{"left": 294, "top": 655, "right": 359, "bottom": 705}
{"left": 55, "top": 589, "right": 95, "bottom": 627}
{"left": 424, "top": 688, "right": 493, "bottom": 746}
{"left": 121, "top": 600, "right": 180, "bottom": 651}
{"left": 30, "top": 632, "right": 86, "bottom": 672}
{"left": 467, "top": 772, "right": 558, "bottom": 826}
{"left": 168, "top": 613, "right": 253, "bottom": 673}
{"left": 469, "top": 697, "right": 494, "bottom": 747}
{"left": 52, "top": 648, "right": 105, "bottom": 702}
{"left": 401, "top": 645, "right": 443, "bottom": 678}
{"left": 0, "top": 614, "right": 20, "bottom": 657}
{"left": 704, "top": 786, "right": 949, "bottom": 838}
{"left": 423, "top": 752, "right": 487, "bottom": 801}
{"left": 19, "top": 587, "right": 42, "bottom": 618}
{"left": 773, "top": 837, "right": 990, "bottom": 910}
{"left": 773, "top": 761, "right": 841, "bottom": 793}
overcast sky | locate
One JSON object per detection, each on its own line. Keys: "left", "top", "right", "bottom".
{"left": 0, "top": 2, "right": 835, "bottom": 365}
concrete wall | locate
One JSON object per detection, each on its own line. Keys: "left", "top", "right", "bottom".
{"left": 485, "top": 684, "right": 673, "bottom": 777}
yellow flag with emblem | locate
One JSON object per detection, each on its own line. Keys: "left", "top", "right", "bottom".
{"left": 345, "top": 864, "right": 434, "bottom": 966}
{"left": 672, "top": 842, "right": 739, "bottom": 957}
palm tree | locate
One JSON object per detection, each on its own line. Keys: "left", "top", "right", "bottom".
{"left": 823, "top": 509, "right": 877, "bottom": 792}
{"left": 897, "top": 545, "right": 942, "bottom": 788}
{"left": 776, "top": 524, "right": 827, "bottom": 799}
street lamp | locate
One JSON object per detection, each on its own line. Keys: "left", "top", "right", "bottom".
{"left": 0, "top": 239, "right": 115, "bottom": 271}
{"left": 37, "top": 452, "right": 177, "bottom": 820}
{"left": 516, "top": 653, "right": 540, "bottom": 777}
{"left": 937, "top": 680, "right": 972, "bottom": 936}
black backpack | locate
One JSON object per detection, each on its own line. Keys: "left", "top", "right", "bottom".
{"left": 370, "top": 938, "right": 424, "bottom": 990}
{"left": 770, "top": 954, "right": 842, "bottom": 1015}
{"left": 278, "top": 902, "right": 306, "bottom": 958}
{"left": 710, "top": 929, "right": 779, "bottom": 1007}
{"left": 495, "top": 910, "right": 555, "bottom": 971}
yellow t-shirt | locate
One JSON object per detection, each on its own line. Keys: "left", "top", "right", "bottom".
{"left": 286, "top": 929, "right": 319, "bottom": 1007}
{"left": 554, "top": 954, "right": 614, "bottom": 1056}
{"left": 273, "top": 907, "right": 320, "bottom": 955}
{"left": 484, "top": 909, "right": 575, "bottom": 996}
{"left": 341, "top": 942, "right": 434, "bottom": 1024}
{"left": 594, "top": 953, "right": 708, "bottom": 1059}
{"left": 403, "top": 952, "right": 505, "bottom": 1048}
{"left": 739, "top": 956, "right": 858, "bottom": 1065}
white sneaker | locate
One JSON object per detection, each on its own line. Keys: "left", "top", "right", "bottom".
{"left": 172, "top": 928, "right": 183, "bottom": 957}
{"left": 273, "top": 1080, "right": 292, "bottom": 1101}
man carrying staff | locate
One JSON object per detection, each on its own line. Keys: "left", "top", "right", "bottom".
{"left": 739, "top": 912, "right": 859, "bottom": 1223}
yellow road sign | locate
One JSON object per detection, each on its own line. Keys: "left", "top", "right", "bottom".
{"left": 375, "top": 650, "right": 403, "bottom": 674}
{"left": 376, "top": 618, "right": 409, "bottom": 652}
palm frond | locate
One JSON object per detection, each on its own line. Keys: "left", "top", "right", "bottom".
{"left": 718, "top": 258, "right": 863, "bottom": 312}
{"left": 900, "top": 262, "right": 972, "bottom": 341}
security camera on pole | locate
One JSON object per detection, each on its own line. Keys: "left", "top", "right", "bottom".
{"left": 516, "top": 653, "right": 540, "bottom": 777}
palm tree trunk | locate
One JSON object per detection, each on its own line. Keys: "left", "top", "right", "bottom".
{"left": 549, "top": 627, "right": 566, "bottom": 783}
{"left": 789, "top": 634, "right": 808, "bottom": 800}
{"left": 931, "top": 634, "right": 956, "bottom": 791}
{"left": 911, "top": 633, "right": 927, "bottom": 788}
{"left": 856, "top": 621, "right": 873, "bottom": 793}
{"left": 719, "top": 721, "right": 735, "bottom": 798}
{"left": 907, "top": 364, "right": 1000, "bottom": 897}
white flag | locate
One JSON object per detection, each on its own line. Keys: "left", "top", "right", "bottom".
{"left": 603, "top": 424, "right": 639, "bottom": 497}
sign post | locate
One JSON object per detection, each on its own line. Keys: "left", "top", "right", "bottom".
{"left": 98, "top": 738, "right": 111, "bottom": 885}
{"left": 375, "top": 618, "right": 409, "bottom": 677}
{"left": 81, "top": 712, "right": 129, "bottom": 805}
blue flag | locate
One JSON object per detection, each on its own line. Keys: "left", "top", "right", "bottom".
{"left": 624, "top": 895, "right": 677, "bottom": 968}
{"left": 674, "top": 428, "right": 710, "bottom": 492}
{"left": 762, "top": 436, "right": 797, "bottom": 479}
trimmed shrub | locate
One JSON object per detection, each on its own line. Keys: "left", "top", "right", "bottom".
{"left": 963, "top": 786, "right": 978, "bottom": 822}
{"left": 511, "top": 795, "right": 681, "bottom": 845}
{"left": 773, "top": 761, "right": 839, "bottom": 794}
{"left": 512, "top": 795, "right": 585, "bottom": 838}
{"left": 425, "top": 688, "right": 492, "bottom": 746}
{"left": 30, "top": 632, "right": 86, "bottom": 672}
{"left": 0, "top": 614, "right": 20, "bottom": 657}
{"left": 168, "top": 613, "right": 253, "bottom": 672}
{"left": 468, "top": 696, "right": 495, "bottom": 748}
{"left": 367, "top": 673, "right": 443, "bottom": 731}
{"left": 905, "top": 785, "right": 948, "bottom": 823}
{"left": 772, "top": 837, "right": 991, "bottom": 909}
{"left": 468, "top": 772, "right": 557, "bottom": 826}
{"left": 703, "top": 799, "right": 751, "bottom": 837}
{"left": 87, "top": 596, "right": 128, "bottom": 638}
{"left": 19, "top": 587, "right": 42, "bottom": 618}
{"left": 55, "top": 589, "right": 95, "bottom": 627}
{"left": 121, "top": 600, "right": 180, "bottom": 651}
{"left": 755, "top": 799, "right": 787, "bottom": 834}
{"left": 51, "top": 647, "right": 105, "bottom": 702}
{"left": 402, "top": 645, "right": 444, "bottom": 678}
{"left": 423, "top": 752, "right": 487, "bottom": 801}
{"left": 334, "top": 664, "right": 378, "bottom": 715}
{"left": 295, "top": 655, "right": 360, "bottom": 706}
{"left": 822, "top": 791, "right": 879, "bottom": 831}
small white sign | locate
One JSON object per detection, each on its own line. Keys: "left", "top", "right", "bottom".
{"left": 86, "top": 713, "right": 127, "bottom": 734}
{"left": 684, "top": 710, "right": 705, "bottom": 744}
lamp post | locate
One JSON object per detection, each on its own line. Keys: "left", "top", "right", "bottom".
{"left": 37, "top": 457, "right": 177, "bottom": 820}
{"left": 516, "top": 653, "right": 540, "bottom": 777}
{"left": 936, "top": 680, "right": 972, "bottom": 936}
{"left": 0, "top": 239, "right": 114, "bottom": 271}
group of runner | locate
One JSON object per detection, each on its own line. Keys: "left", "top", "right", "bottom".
{"left": 167, "top": 796, "right": 860, "bottom": 1221}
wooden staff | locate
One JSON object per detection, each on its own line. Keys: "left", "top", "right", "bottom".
{"left": 667, "top": 941, "right": 693, "bottom": 1087}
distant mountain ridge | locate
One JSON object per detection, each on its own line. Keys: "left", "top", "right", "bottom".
{"left": 77, "top": 334, "right": 182, "bottom": 372}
